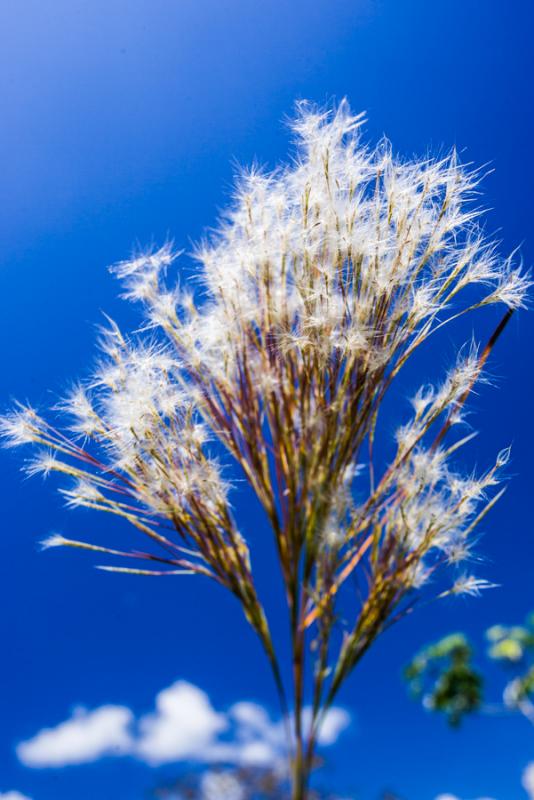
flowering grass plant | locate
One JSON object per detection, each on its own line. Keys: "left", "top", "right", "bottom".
{"left": 2, "top": 101, "right": 529, "bottom": 799}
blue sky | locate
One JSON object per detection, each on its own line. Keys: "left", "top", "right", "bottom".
{"left": 1, "top": 1, "right": 534, "bottom": 798}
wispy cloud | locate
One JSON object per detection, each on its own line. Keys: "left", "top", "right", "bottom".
{"left": 17, "top": 680, "right": 350, "bottom": 769}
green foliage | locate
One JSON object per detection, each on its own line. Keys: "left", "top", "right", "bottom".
{"left": 405, "top": 611, "right": 534, "bottom": 726}
{"left": 513, "top": 665, "right": 534, "bottom": 703}
{"left": 404, "top": 633, "right": 482, "bottom": 726}
{"left": 486, "top": 620, "right": 534, "bottom": 664}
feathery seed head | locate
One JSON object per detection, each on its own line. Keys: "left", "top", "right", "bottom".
{"left": 3, "top": 101, "right": 527, "bottom": 709}
{"left": 40, "top": 534, "right": 70, "bottom": 550}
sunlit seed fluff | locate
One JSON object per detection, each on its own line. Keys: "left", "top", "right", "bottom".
{"left": 410, "top": 385, "right": 435, "bottom": 419}
{"left": 40, "top": 534, "right": 70, "bottom": 550}
{"left": 0, "top": 405, "right": 43, "bottom": 447}
{"left": 61, "top": 481, "right": 103, "bottom": 508}
{"left": 451, "top": 575, "right": 498, "bottom": 597}
{"left": 496, "top": 446, "right": 512, "bottom": 468}
{"left": 445, "top": 539, "right": 474, "bottom": 565}
{"left": 25, "top": 451, "right": 59, "bottom": 478}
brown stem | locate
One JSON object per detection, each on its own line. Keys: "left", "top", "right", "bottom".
{"left": 290, "top": 557, "right": 310, "bottom": 800}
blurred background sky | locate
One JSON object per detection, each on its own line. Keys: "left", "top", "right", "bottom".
{"left": 1, "top": 1, "right": 534, "bottom": 798}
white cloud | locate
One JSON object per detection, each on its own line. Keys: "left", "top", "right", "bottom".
{"left": 17, "top": 680, "right": 350, "bottom": 770}
{"left": 524, "top": 763, "right": 534, "bottom": 800}
{"left": 435, "top": 795, "right": 495, "bottom": 800}
{"left": 136, "top": 682, "right": 227, "bottom": 765}
{"left": 17, "top": 705, "right": 133, "bottom": 767}
{"left": 0, "top": 792, "right": 33, "bottom": 800}
{"left": 313, "top": 707, "right": 350, "bottom": 745}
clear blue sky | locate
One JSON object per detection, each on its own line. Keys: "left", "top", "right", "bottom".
{"left": 1, "top": 1, "right": 533, "bottom": 798}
